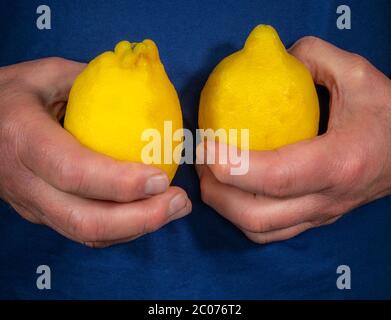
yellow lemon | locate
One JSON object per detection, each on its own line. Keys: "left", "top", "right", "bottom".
{"left": 64, "top": 40, "right": 183, "bottom": 181}
{"left": 199, "top": 25, "right": 319, "bottom": 150}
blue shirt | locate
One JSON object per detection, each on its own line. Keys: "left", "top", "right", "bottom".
{"left": 0, "top": 0, "right": 390, "bottom": 299}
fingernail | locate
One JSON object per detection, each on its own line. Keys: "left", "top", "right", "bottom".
{"left": 169, "top": 199, "right": 191, "bottom": 221}
{"left": 145, "top": 174, "right": 169, "bottom": 195}
{"left": 168, "top": 194, "right": 188, "bottom": 217}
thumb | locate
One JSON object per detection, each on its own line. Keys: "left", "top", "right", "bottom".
{"left": 288, "top": 36, "right": 358, "bottom": 89}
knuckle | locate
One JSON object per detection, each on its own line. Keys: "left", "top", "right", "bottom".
{"left": 291, "top": 36, "right": 321, "bottom": 55}
{"left": 25, "top": 57, "right": 72, "bottom": 85}
{"left": 114, "top": 170, "right": 145, "bottom": 202}
{"left": 240, "top": 204, "right": 272, "bottom": 233}
{"left": 11, "top": 203, "right": 41, "bottom": 224}
{"left": 254, "top": 215, "right": 272, "bottom": 233}
{"left": 66, "top": 208, "right": 104, "bottom": 242}
{"left": 143, "top": 204, "right": 166, "bottom": 234}
{"left": 324, "top": 216, "right": 341, "bottom": 226}
{"left": 55, "top": 157, "right": 85, "bottom": 193}
{"left": 264, "top": 162, "right": 295, "bottom": 197}
{"left": 40, "top": 57, "right": 69, "bottom": 72}
{"left": 349, "top": 53, "right": 369, "bottom": 66}
{"left": 27, "top": 136, "right": 54, "bottom": 164}
{"left": 308, "top": 219, "right": 324, "bottom": 228}
{"left": 296, "top": 36, "right": 320, "bottom": 48}
{"left": 347, "top": 55, "right": 371, "bottom": 84}
{"left": 65, "top": 207, "right": 84, "bottom": 238}
{"left": 327, "top": 202, "right": 352, "bottom": 217}
{"left": 244, "top": 230, "right": 271, "bottom": 244}
{"left": 339, "top": 154, "right": 366, "bottom": 186}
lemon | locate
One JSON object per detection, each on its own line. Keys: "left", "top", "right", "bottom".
{"left": 199, "top": 25, "right": 319, "bottom": 150}
{"left": 64, "top": 40, "right": 183, "bottom": 181}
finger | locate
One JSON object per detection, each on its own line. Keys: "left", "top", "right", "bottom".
{"left": 199, "top": 136, "right": 338, "bottom": 198}
{"left": 7, "top": 198, "right": 81, "bottom": 242}
{"left": 39, "top": 209, "right": 141, "bottom": 248}
{"left": 18, "top": 111, "right": 170, "bottom": 202}
{"left": 242, "top": 215, "right": 341, "bottom": 244}
{"left": 243, "top": 222, "right": 314, "bottom": 244}
{"left": 288, "top": 36, "right": 361, "bottom": 89}
{"left": 83, "top": 235, "right": 143, "bottom": 248}
{"left": 12, "top": 58, "right": 85, "bottom": 103}
{"left": 29, "top": 176, "right": 191, "bottom": 243}
{"left": 43, "top": 215, "right": 142, "bottom": 248}
{"left": 197, "top": 165, "right": 331, "bottom": 233}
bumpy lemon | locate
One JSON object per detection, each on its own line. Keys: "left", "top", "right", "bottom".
{"left": 199, "top": 25, "right": 319, "bottom": 150}
{"left": 64, "top": 40, "right": 182, "bottom": 181}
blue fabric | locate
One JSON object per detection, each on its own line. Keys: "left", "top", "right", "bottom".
{"left": 0, "top": 0, "right": 390, "bottom": 299}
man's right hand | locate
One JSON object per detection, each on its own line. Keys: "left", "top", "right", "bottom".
{"left": 0, "top": 58, "right": 191, "bottom": 247}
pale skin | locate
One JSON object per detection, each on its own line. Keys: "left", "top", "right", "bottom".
{"left": 197, "top": 36, "right": 391, "bottom": 244}
{"left": 1, "top": 37, "right": 390, "bottom": 247}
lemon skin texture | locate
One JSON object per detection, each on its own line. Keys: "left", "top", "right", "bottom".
{"left": 64, "top": 40, "right": 183, "bottom": 181}
{"left": 199, "top": 25, "right": 319, "bottom": 150}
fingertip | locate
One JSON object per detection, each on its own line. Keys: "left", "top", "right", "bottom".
{"left": 164, "top": 186, "right": 191, "bottom": 216}
{"left": 288, "top": 36, "right": 318, "bottom": 53}
{"left": 168, "top": 197, "right": 192, "bottom": 222}
{"left": 144, "top": 173, "right": 169, "bottom": 195}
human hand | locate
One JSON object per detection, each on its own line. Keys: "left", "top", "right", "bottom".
{"left": 0, "top": 58, "right": 191, "bottom": 247}
{"left": 197, "top": 37, "right": 391, "bottom": 244}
